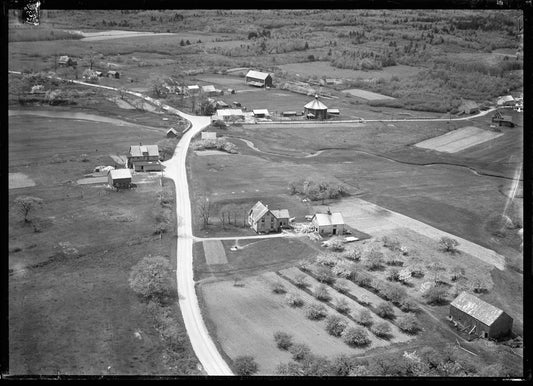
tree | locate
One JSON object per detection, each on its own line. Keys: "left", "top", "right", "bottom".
{"left": 128, "top": 255, "right": 174, "bottom": 302}
{"left": 274, "top": 331, "right": 293, "bottom": 350}
{"left": 305, "top": 303, "right": 327, "bottom": 320}
{"left": 354, "top": 309, "right": 373, "bottom": 327}
{"left": 289, "top": 343, "right": 312, "bottom": 361}
{"left": 199, "top": 97, "right": 216, "bottom": 115}
{"left": 397, "top": 314, "right": 421, "bottom": 334}
{"left": 313, "top": 284, "right": 330, "bottom": 301}
{"left": 152, "top": 78, "right": 168, "bottom": 98}
{"left": 271, "top": 281, "right": 286, "bottom": 294}
{"left": 325, "top": 315, "right": 348, "bottom": 337}
{"left": 331, "top": 354, "right": 354, "bottom": 376}
{"left": 234, "top": 355, "right": 259, "bottom": 375}
{"left": 294, "top": 273, "right": 308, "bottom": 288}
{"left": 439, "top": 237, "right": 459, "bottom": 253}
{"left": 315, "top": 266, "right": 335, "bottom": 284}
{"left": 197, "top": 195, "right": 211, "bottom": 229}
{"left": 342, "top": 326, "right": 371, "bottom": 347}
{"left": 375, "top": 302, "right": 395, "bottom": 319}
{"left": 14, "top": 196, "right": 43, "bottom": 223}
{"left": 423, "top": 285, "right": 448, "bottom": 305}
{"left": 333, "top": 297, "right": 350, "bottom": 314}
{"left": 372, "top": 321, "right": 392, "bottom": 338}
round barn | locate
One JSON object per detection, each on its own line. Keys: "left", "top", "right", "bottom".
{"left": 304, "top": 95, "right": 328, "bottom": 120}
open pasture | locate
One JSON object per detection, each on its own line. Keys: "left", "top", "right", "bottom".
{"left": 342, "top": 88, "right": 396, "bottom": 101}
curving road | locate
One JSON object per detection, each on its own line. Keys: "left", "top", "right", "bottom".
{"left": 9, "top": 71, "right": 233, "bottom": 375}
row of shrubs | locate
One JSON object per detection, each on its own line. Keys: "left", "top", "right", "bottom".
{"left": 191, "top": 138, "right": 238, "bottom": 154}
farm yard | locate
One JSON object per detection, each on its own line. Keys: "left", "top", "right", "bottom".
{"left": 8, "top": 8, "right": 523, "bottom": 379}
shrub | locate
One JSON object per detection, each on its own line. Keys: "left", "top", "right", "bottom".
{"left": 285, "top": 293, "right": 304, "bottom": 307}
{"left": 334, "top": 280, "right": 348, "bottom": 294}
{"left": 342, "top": 327, "right": 371, "bottom": 347}
{"left": 294, "top": 273, "right": 308, "bottom": 288}
{"left": 352, "top": 271, "right": 373, "bottom": 288}
{"left": 344, "top": 247, "right": 362, "bottom": 261}
{"left": 375, "top": 302, "right": 395, "bottom": 319}
{"left": 334, "top": 297, "right": 350, "bottom": 314}
{"left": 399, "top": 298, "right": 419, "bottom": 313}
{"left": 289, "top": 343, "right": 312, "bottom": 361}
{"left": 305, "top": 303, "right": 328, "bottom": 320}
{"left": 372, "top": 321, "right": 392, "bottom": 338}
{"left": 128, "top": 255, "right": 174, "bottom": 302}
{"left": 316, "top": 253, "right": 338, "bottom": 267}
{"left": 364, "top": 249, "right": 385, "bottom": 271}
{"left": 386, "top": 268, "right": 401, "bottom": 282}
{"left": 382, "top": 236, "right": 401, "bottom": 251}
{"left": 314, "top": 284, "right": 331, "bottom": 301}
{"left": 315, "top": 266, "right": 335, "bottom": 284}
{"left": 398, "top": 268, "right": 413, "bottom": 284}
{"left": 329, "top": 238, "right": 345, "bottom": 251}
{"left": 274, "top": 331, "right": 294, "bottom": 350}
{"left": 423, "top": 285, "right": 449, "bottom": 305}
{"left": 354, "top": 309, "right": 373, "bottom": 327}
{"left": 331, "top": 353, "right": 354, "bottom": 376}
{"left": 234, "top": 355, "right": 259, "bottom": 375}
{"left": 411, "top": 265, "right": 425, "bottom": 278}
{"left": 325, "top": 315, "right": 348, "bottom": 337}
{"left": 439, "top": 237, "right": 459, "bottom": 253}
{"left": 332, "top": 260, "right": 356, "bottom": 278}
{"left": 14, "top": 195, "right": 43, "bottom": 223}
{"left": 397, "top": 314, "right": 421, "bottom": 334}
{"left": 271, "top": 281, "right": 287, "bottom": 294}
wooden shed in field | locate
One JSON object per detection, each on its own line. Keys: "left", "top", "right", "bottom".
{"left": 304, "top": 95, "right": 328, "bottom": 120}
{"left": 449, "top": 291, "right": 513, "bottom": 339}
{"left": 108, "top": 168, "right": 132, "bottom": 190}
{"left": 245, "top": 70, "right": 273, "bottom": 88}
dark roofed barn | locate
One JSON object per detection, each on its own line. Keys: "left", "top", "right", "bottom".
{"left": 449, "top": 291, "right": 513, "bottom": 339}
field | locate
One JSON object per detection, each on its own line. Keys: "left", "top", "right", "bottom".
{"left": 278, "top": 62, "right": 423, "bottom": 81}
{"left": 414, "top": 126, "right": 504, "bottom": 153}
{"left": 8, "top": 112, "right": 199, "bottom": 375}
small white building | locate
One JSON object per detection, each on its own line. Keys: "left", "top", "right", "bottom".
{"left": 187, "top": 85, "right": 200, "bottom": 94}
{"left": 497, "top": 95, "right": 515, "bottom": 106}
{"left": 252, "top": 109, "right": 270, "bottom": 118}
{"left": 312, "top": 211, "right": 345, "bottom": 236}
{"left": 214, "top": 109, "right": 244, "bottom": 122}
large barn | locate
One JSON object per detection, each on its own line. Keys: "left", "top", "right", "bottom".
{"left": 449, "top": 291, "right": 513, "bottom": 339}
{"left": 245, "top": 70, "right": 273, "bottom": 88}
{"left": 304, "top": 95, "right": 328, "bottom": 120}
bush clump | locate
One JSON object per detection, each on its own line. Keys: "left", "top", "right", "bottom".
{"left": 128, "top": 255, "right": 174, "bottom": 303}
{"left": 353, "top": 309, "right": 373, "bottom": 327}
{"left": 294, "top": 273, "right": 308, "bottom": 288}
{"left": 325, "top": 315, "right": 348, "bottom": 337}
{"left": 333, "top": 297, "right": 350, "bottom": 314}
{"left": 342, "top": 326, "right": 371, "bottom": 347}
{"left": 234, "top": 355, "right": 259, "bottom": 375}
{"left": 274, "top": 331, "right": 294, "bottom": 350}
{"left": 397, "top": 314, "right": 421, "bottom": 334}
{"left": 423, "top": 285, "right": 449, "bottom": 305}
{"left": 371, "top": 321, "right": 392, "bottom": 338}
{"left": 438, "top": 237, "right": 459, "bottom": 253}
{"left": 314, "top": 284, "right": 331, "bottom": 301}
{"left": 305, "top": 303, "right": 328, "bottom": 320}
{"left": 375, "top": 302, "right": 395, "bottom": 320}
{"left": 271, "top": 281, "right": 287, "bottom": 294}
{"left": 315, "top": 266, "right": 335, "bottom": 284}
{"left": 285, "top": 293, "right": 304, "bottom": 307}
{"left": 289, "top": 343, "right": 312, "bottom": 361}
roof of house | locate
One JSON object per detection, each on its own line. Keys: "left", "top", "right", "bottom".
{"left": 58, "top": 55, "right": 70, "bottom": 62}
{"left": 108, "top": 168, "right": 132, "bottom": 180}
{"left": 245, "top": 70, "right": 271, "bottom": 80}
{"left": 450, "top": 291, "right": 507, "bottom": 326}
{"left": 167, "top": 128, "right": 178, "bottom": 134}
{"left": 83, "top": 69, "right": 98, "bottom": 77}
{"left": 188, "top": 85, "right": 200, "bottom": 90}
{"left": 305, "top": 96, "right": 328, "bottom": 110}
{"left": 313, "top": 212, "right": 345, "bottom": 226}
{"left": 217, "top": 109, "right": 244, "bottom": 117}
{"left": 202, "top": 85, "right": 217, "bottom": 93}
{"left": 253, "top": 109, "right": 270, "bottom": 116}
{"left": 460, "top": 100, "right": 479, "bottom": 110}
{"left": 497, "top": 95, "right": 515, "bottom": 104}
{"left": 271, "top": 209, "right": 290, "bottom": 219}
{"left": 249, "top": 201, "right": 270, "bottom": 223}
{"left": 129, "top": 145, "right": 159, "bottom": 157}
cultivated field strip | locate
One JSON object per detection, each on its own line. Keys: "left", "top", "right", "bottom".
{"left": 414, "top": 126, "right": 504, "bottom": 154}
{"left": 277, "top": 267, "right": 412, "bottom": 344}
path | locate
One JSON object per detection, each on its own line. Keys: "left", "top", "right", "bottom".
{"left": 9, "top": 70, "right": 233, "bottom": 376}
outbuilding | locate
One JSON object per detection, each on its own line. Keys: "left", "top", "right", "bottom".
{"left": 304, "top": 95, "right": 328, "bottom": 120}
{"left": 252, "top": 109, "right": 270, "bottom": 118}
{"left": 327, "top": 108, "right": 340, "bottom": 116}
{"left": 459, "top": 100, "right": 480, "bottom": 115}
{"left": 312, "top": 210, "right": 345, "bottom": 235}
{"left": 58, "top": 55, "right": 76, "bottom": 67}
{"left": 215, "top": 109, "right": 244, "bottom": 122}
{"left": 107, "top": 70, "right": 120, "bottom": 79}
{"left": 108, "top": 168, "right": 132, "bottom": 190}
{"left": 449, "top": 291, "right": 513, "bottom": 339}
{"left": 245, "top": 70, "right": 273, "bottom": 88}
{"left": 166, "top": 128, "right": 179, "bottom": 138}
{"left": 497, "top": 95, "right": 515, "bottom": 106}
{"left": 187, "top": 85, "right": 200, "bottom": 94}
{"left": 492, "top": 111, "right": 515, "bottom": 127}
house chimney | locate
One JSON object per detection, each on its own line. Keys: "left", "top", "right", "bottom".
{"left": 265, "top": 204, "right": 269, "bottom": 209}
{"left": 327, "top": 207, "right": 332, "bottom": 215}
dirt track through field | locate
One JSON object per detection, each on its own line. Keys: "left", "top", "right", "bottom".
{"left": 315, "top": 198, "right": 506, "bottom": 270}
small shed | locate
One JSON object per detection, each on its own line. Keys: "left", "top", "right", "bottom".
{"left": 108, "top": 168, "right": 132, "bottom": 189}
{"left": 107, "top": 70, "right": 120, "bottom": 79}
{"left": 312, "top": 211, "right": 345, "bottom": 235}
{"left": 58, "top": 55, "right": 76, "bottom": 66}
{"left": 245, "top": 70, "right": 273, "bottom": 88}
{"left": 282, "top": 111, "right": 297, "bottom": 117}
{"left": 304, "top": 95, "right": 328, "bottom": 120}
{"left": 449, "top": 292, "right": 513, "bottom": 339}
{"left": 459, "top": 100, "right": 480, "bottom": 115}
{"left": 187, "top": 85, "right": 200, "bottom": 94}
{"left": 166, "top": 128, "right": 179, "bottom": 138}
{"left": 327, "top": 108, "right": 340, "bottom": 116}
{"left": 201, "top": 131, "right": 217, "bottom": 140}
{"left": 492, "top": 111, "right": 515, "bottom": 127}
{"left": 202, "top": 85, "right": 219, "bottom": 96}
{"left": 252, "top": 109, "right": 270, "bottom": 118}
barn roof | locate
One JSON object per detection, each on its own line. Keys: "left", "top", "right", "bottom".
{"left": 188, "top": 85, "right": 200, "bottom": 90}
{"left": 129, "top": 145, "right": 159, "bottom": 157}
{"left": 460, "top": 100, "right": 479, "bottom": 110}
{"left": 271, "top": 209, "right": 290, "bottom": 219}
{"left": 249, "top": 201, "right": 269, "bottom": 223}
{"left": 58, "top": 55, "right": 69, "bottom": 62}
{"left": 305, "top": 96, "right": 328, "bottom": 110}
{"left": 246, "top": 70, "right": 271, "bottom": 80}
{"left": 167, "top": 128, "right": 178, "bottom": 134}
{"left": 202, "top": 85, "right": 217, "bottom": 93}
{"left": 450, "top": 291, "right": 505, "bottom": 326}
{"left": 108, "top": 168, "right": 132, "bottom": 180}
{"left": 253, "top": 109, "right": 270, "bottom": 116}
{"left": 313, "top": 212, "right": 344, "bottom": 226}
{"left": 217, "top": 109, "right": 244, "bottom": 117}
{"left": 497, "top": 95, "right": 515, "bottom": 105}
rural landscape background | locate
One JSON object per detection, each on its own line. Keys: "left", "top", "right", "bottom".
{"left": 7, "top": 8, "right": 524, "bottom": 377}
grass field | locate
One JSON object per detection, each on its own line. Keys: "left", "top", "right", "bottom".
{"left": 9, "top": 112, "right": 199, "bottom": 375}
{"left": 414, "top": 126, "right": 504, "bottom": 153}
